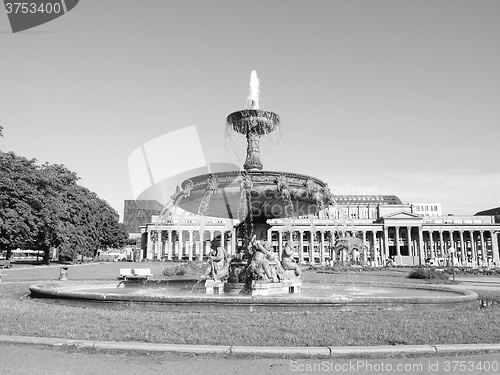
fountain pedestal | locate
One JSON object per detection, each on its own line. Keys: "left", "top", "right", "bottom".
{"left": 205, "top": 280, "right": 225, "bottom": 295}
{"left": 250, "top": 279, "right": 302, "bottom": 296}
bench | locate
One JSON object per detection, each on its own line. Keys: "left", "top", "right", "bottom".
{"left": 0, "top": 260, "right": 11, "bottom": 269}
{"left": 119, "top": 268, "right": 152, "bottom": 281}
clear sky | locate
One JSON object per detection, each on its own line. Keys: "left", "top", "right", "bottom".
{"left": 1, "top": 0, "right": 499, "bottom": 220}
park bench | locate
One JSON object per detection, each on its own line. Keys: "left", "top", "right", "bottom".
{"left": 119, "top": 268, "right": 152, "bottom": 281}
{"left": 0, "top": 260, "right": 11, "bottom": 269}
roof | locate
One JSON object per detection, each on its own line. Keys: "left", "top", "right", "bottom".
{"left": 475, "top": 207, "right": 500, "bottom": 216}
{"left": 333, "top": 195, "right": 403, "bottom": 205}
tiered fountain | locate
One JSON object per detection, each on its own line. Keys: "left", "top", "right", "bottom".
{"left": 170, "top": 71, "right": 334, "bottom": 295}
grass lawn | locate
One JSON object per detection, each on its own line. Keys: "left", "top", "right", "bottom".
{"left": 1, "top": 262, "right": 499, "bottom": 347}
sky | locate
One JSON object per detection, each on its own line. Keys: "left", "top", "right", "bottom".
{"left": 1, "top": 0, "right": 499, "bottom": 220}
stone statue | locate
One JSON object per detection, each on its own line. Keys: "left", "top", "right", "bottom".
{"left": 281, "top": 242, "right": 301, "bottom": 277}
{"left": 246, "top": 236, "right": 274, "bottom": 281}
{"left": 332, "top": 236, "right": 367, "bottom": 265}
{"left": 202, "top": 239, "right": 229, "bottom": 281}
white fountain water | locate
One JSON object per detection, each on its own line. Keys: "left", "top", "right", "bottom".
{"left": 248, "top": 70, "right": 260, "bottom": 109}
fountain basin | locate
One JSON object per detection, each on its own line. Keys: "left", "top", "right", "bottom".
{"left": 174, "top": 170, "right": 331, "bottom": 221}
{"left": 29, "top": 281, "right": 478, "bottom": 312}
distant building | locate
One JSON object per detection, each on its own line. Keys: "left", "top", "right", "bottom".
{"left": 476, "top": 207, "right": 500, "bottom": 223}
{"left": 410, "top": 203, "right": 442, "bottom": 216}
{"left": 123, "top": 200, "right": 164, "bottom": 235}
{"left": 140, "top": 195, "right": 500, "bottom": 268}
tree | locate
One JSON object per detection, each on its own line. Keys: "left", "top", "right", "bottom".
{"left": 0, "top": 152, "right": 42, "bottom": 258}
{"left": 0, "top": 151, "right": 128, "bottom": 262}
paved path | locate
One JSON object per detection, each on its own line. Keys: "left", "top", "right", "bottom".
{"left": 2, "top": 342, "right": 500, "bottom": 375}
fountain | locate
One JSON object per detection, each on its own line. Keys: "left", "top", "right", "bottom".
{"left": 168, "top": 70, "right": 335, "bottom": 296}
{"left": 28, "top": 71, "right": 478, "bottom": 311}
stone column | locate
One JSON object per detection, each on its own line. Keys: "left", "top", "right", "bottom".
{"left": 278, "top": 231, "right": 283, "bottom": 259}
{"left": 309, "top": 230, "right": 315, "bottom": 263}
{"left": 395, "top": 226, "right": 401, "bottom": 258}
{"left": 157, "top": 230, "right": 162, "bottom": 260}
{"left": 361, "top": 231, "right": 367, "bottom": 263}
{"left": 438, "top": 231, "right": 444, "bottom": 258}
{"left": 187, "top": 230, "right": 193, "bottom": 261}
{"left": 491, "top": 231, "right": 500, "bottom": 265}
{"left": 198, "top": 231, "right": 204, "bottom": 261}
{"left": 231, "top": 229, "right": 237, "bottom": 256}
{"left": 267, "top": 228, "right": 272, "bottom": 243}
{"left": 299, "top": 231, "right": 304, "bottom": 263}
{"left": 167, "top": 230, "right": 172, "bottom": 261}
{"left": 459, "top": 231, "right": 465, "bottom": 265}
{"left": 383, "top": 226, "right": 389, "bottom": 263}
{"left": 469, "top": 231, "right": 476, "bottom": 266}
{"left": 480, "top": 231, "right": 486, "bottom": 264}
{"left": 146, "top": 230, "right": 153, "bottom": 261}
{"left": 177, "top": 230, "right": 183, "bottom": 260}
{"left": 406, "top": 226, "right": 412, "bottom": 257}
{"left": 418, "top": 227, "right": 424, "bottom": 265}
{"left": 371, "top": 231, "right": 378, "bottom": 266}
{"left": 320, "top": 231, "right": 325, "bottom": 263}
{"left": 429, "top": 231, "right": 435, "bottom": 259}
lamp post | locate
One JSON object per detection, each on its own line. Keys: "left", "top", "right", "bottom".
{"left": 448, "top": 246, "right": 456, "bottom": 282}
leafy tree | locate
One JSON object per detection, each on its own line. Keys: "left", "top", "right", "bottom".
{"left": 0, "top": 151, "right": 128, "bottom": 262}
{"left": 0, "top": 152, "right": 42, "bottom": 258}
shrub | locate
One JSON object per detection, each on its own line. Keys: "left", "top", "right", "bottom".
{"left": 408, "top": 267, "right": 449, "bottom": 280}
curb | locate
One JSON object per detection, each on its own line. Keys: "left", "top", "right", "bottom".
{"left": 1, "top": 335, "right": 499, "bottom": 357}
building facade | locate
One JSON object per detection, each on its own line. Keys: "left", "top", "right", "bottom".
{"left": 140, "top": 195, "right": 500, "bottom": 267}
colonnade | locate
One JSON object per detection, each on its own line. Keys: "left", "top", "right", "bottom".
{"left": 143, "top": 224, "right": 500, "bottom": 267}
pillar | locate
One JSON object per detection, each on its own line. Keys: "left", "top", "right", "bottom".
{"left": 418, "top": 227, "right": 424, "bottom": 265}
{"left": 320, "top": 231, "right": 325, "bottom": 263}
{"left": 309, "top": 230, "right": 315, "bottom": 263}
{"left": 395, "top": 226, "right": 401, "bottom": 257}
{"left": 480, "top": 231, "right": 486, "bottom": 264}
{"left": 177, "top": 230, "right": 183, "bottom": 260}
{"left": 491, "top": 231, "right": 499, "bottom": 265}
{"left": 157, "top": 230, "right": 162, "bottom": 260}
{"left": 438, "top": 231, "right": 444, "bottom": 258}
{"left": 278, "top": 231, "right": 283, "bottom": 259}
{"left": 188, "top": 230, "right": 193, "bottom": 261}
{"left": 371, "top": 231, "right": 378, "bottom": 266}
{"left": 429, "top": 231, "right": 435, "bottom": 259}
{"left": 146, "top": 230, "right": 153, "bottom": 260}
{"left": 469, "top": 231, "right": 476, "bottom": 266}
{"left": 459, "top": 231, "right": 465, "bottom": 265}
{"left": 406, "top": 226, "right": 412, "bottom": 257}
{"left": 361, "top": 231, "right": 367, "bottom": 263}
{"left": 299, "top": 231, "right": 304, "bottom": 263}
{"left": 383, "top": 226, "right": 389, "bottom": 263}
{"left": 167, "top": 230, "right": 172, "bottom": 261}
